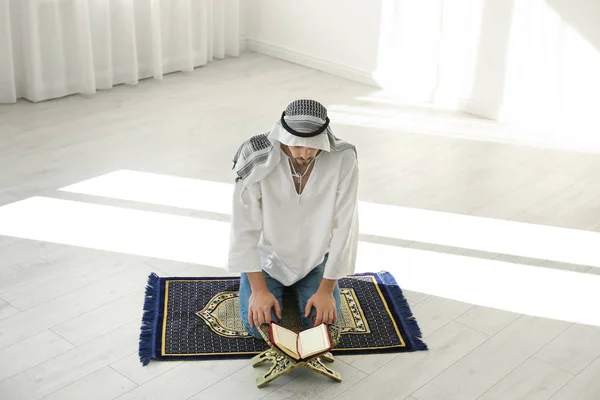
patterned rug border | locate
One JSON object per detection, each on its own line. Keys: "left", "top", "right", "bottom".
{"left": 139, "top": 271, "right": 428, "bottom": 365}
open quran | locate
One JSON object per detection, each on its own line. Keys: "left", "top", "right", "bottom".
{"left": 268, "top": 322, "right": 332, "bottom": 361}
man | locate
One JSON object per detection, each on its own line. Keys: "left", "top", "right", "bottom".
{"left": 227, "top": 99, "right": 359, "bottom": 340}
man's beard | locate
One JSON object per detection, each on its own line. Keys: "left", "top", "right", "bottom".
{"left": 294, "top": 157, "right": 313, "bottom": 166}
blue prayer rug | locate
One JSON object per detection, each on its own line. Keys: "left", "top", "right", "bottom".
{"left": 139, "top": 271, "right": 428, "bottom": 365}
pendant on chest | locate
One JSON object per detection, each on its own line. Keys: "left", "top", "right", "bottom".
{"left": 289, "top": 158, "right": 315, "bottom": 195}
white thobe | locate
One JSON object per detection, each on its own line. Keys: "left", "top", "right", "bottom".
{"left": 227, "top": 146, "right": 359, "bottom": 286}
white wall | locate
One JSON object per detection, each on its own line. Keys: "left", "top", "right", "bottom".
{"left": 245, "top": 0, "right": 485, "bottom": 104}
{"left": 245, "top": 0, "right": 382, "bottom": 84}
{"left": 245, "top": 0, "right": 600, "bottom": 151}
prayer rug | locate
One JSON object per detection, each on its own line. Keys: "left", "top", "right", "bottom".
{"left": 139, "top": 271, "right": 428, "bottom": 365}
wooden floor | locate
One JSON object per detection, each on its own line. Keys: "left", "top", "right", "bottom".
{"left": 1, "top": 52, "right": 600, "bottom": 400}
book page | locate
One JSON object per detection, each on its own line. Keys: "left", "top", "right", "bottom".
{"left": 272, "top": 324, "right": 299, "bottom": 359}
{"left": 298, "top": 324, "right": 330, "bottom": 358}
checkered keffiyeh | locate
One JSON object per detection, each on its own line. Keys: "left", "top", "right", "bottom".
{"left": 281, "top": 99, "right": 330, "bottom": 137}
{"left": 232, "top": 133, "right": 274, "bottom": 183}
{"left": 286, "top": 99, "right": 328, "bottom": 120}
{"left": 232, "top": 99, "right": 355, "bottom": 185}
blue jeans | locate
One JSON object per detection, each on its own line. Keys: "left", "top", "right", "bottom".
{"left": 239, "top": 255, "right": 341, "bottom": 339}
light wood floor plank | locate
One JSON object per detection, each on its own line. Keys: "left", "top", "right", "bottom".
{"left": 411, "top": 315, "right": 571, "bottom": 400}
{"left": 550, "top": 357, "right": 600, "bottom": 400}
{"left": 43, "top": 367, "right": 138, "bottom": 400}
{"left": 0, "top": 321, "right": 139, "bottom": 400}
{"left": 334, "top": 322, "right": 488, "bottom": 400}
{"left": 479, "top": 357, "right": 573, "bottom": 400}
{"left": 535, "top": 323, "right": 600, "bottom": 375}
{"left": 0, "top": 298, "right": 19, "bottom": 321}
{"left": 0, "top": 263, "right": 157, "bottom": 351}
{"left": 0, "top": 330, "right": 74, "bottom": 383}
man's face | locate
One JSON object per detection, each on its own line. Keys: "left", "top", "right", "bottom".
{"left": 287, "top": 146, "right": 320, "bottom": 165}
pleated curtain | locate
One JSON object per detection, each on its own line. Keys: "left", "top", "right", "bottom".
{"left": 0, "top": 0, "right": 240, "bottom": 103}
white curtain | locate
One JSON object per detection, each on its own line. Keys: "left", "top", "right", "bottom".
{"left": 0, "top": 0, "right": 240, "bottom": 103}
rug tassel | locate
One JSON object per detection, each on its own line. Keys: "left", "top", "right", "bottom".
{"left": 394, "top": 298, "right": 428, "bottom": 351}
{"left": 380, "top": 271, "right": 428, "bottom": 351}
{"left": 139, "top": 272, "right": 159, "bottom": 366}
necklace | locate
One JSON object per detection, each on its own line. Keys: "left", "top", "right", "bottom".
{"left": 288, "top": 158, "right": 315, "bottom": 195}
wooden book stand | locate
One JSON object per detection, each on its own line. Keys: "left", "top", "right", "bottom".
{"left": 251, "top": 323, "right": 343, "bottom": 388}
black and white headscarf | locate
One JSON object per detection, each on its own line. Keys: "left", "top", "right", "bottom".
{"left": 232, "top": 99, "right": 356, "bottom": 200}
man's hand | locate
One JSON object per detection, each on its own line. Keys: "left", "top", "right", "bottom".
{"left": 248, "top": 289, "right": 281, "bottom": 328}
{"left": 305, "top": 290, "right": 337, "bottom": 326}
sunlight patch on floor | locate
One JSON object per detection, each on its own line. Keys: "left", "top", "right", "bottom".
{"left": 59, "top": 169, "right": 600, "bottom": 268}
{"left": 0, "top": 192, "right": 599, "bottom": 326}
{"left": 356, "top": 241, "right": 600, "bottom": 327}
{"left": 0, "top": 196, "right": 230, "bottom": 267}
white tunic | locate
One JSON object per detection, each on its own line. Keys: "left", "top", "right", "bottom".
{"left": 227, "top": 146, "right": 359, "bottom": 286}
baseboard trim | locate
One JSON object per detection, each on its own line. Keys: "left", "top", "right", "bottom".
{"left": 459, "top": 98, "right": 504, "bottom": 121}
{"left": 247, "top": 39, "right": 379, "bottom": 88}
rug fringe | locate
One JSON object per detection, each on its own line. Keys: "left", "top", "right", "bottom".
{"left": 395, "top": 300, "right": 429, "bottom": 351}
{"left": 139, "top": 272, "right": 160, "bottom": 366}
{"left": 379, "top": 271, "right": 428, "bottom": 351}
